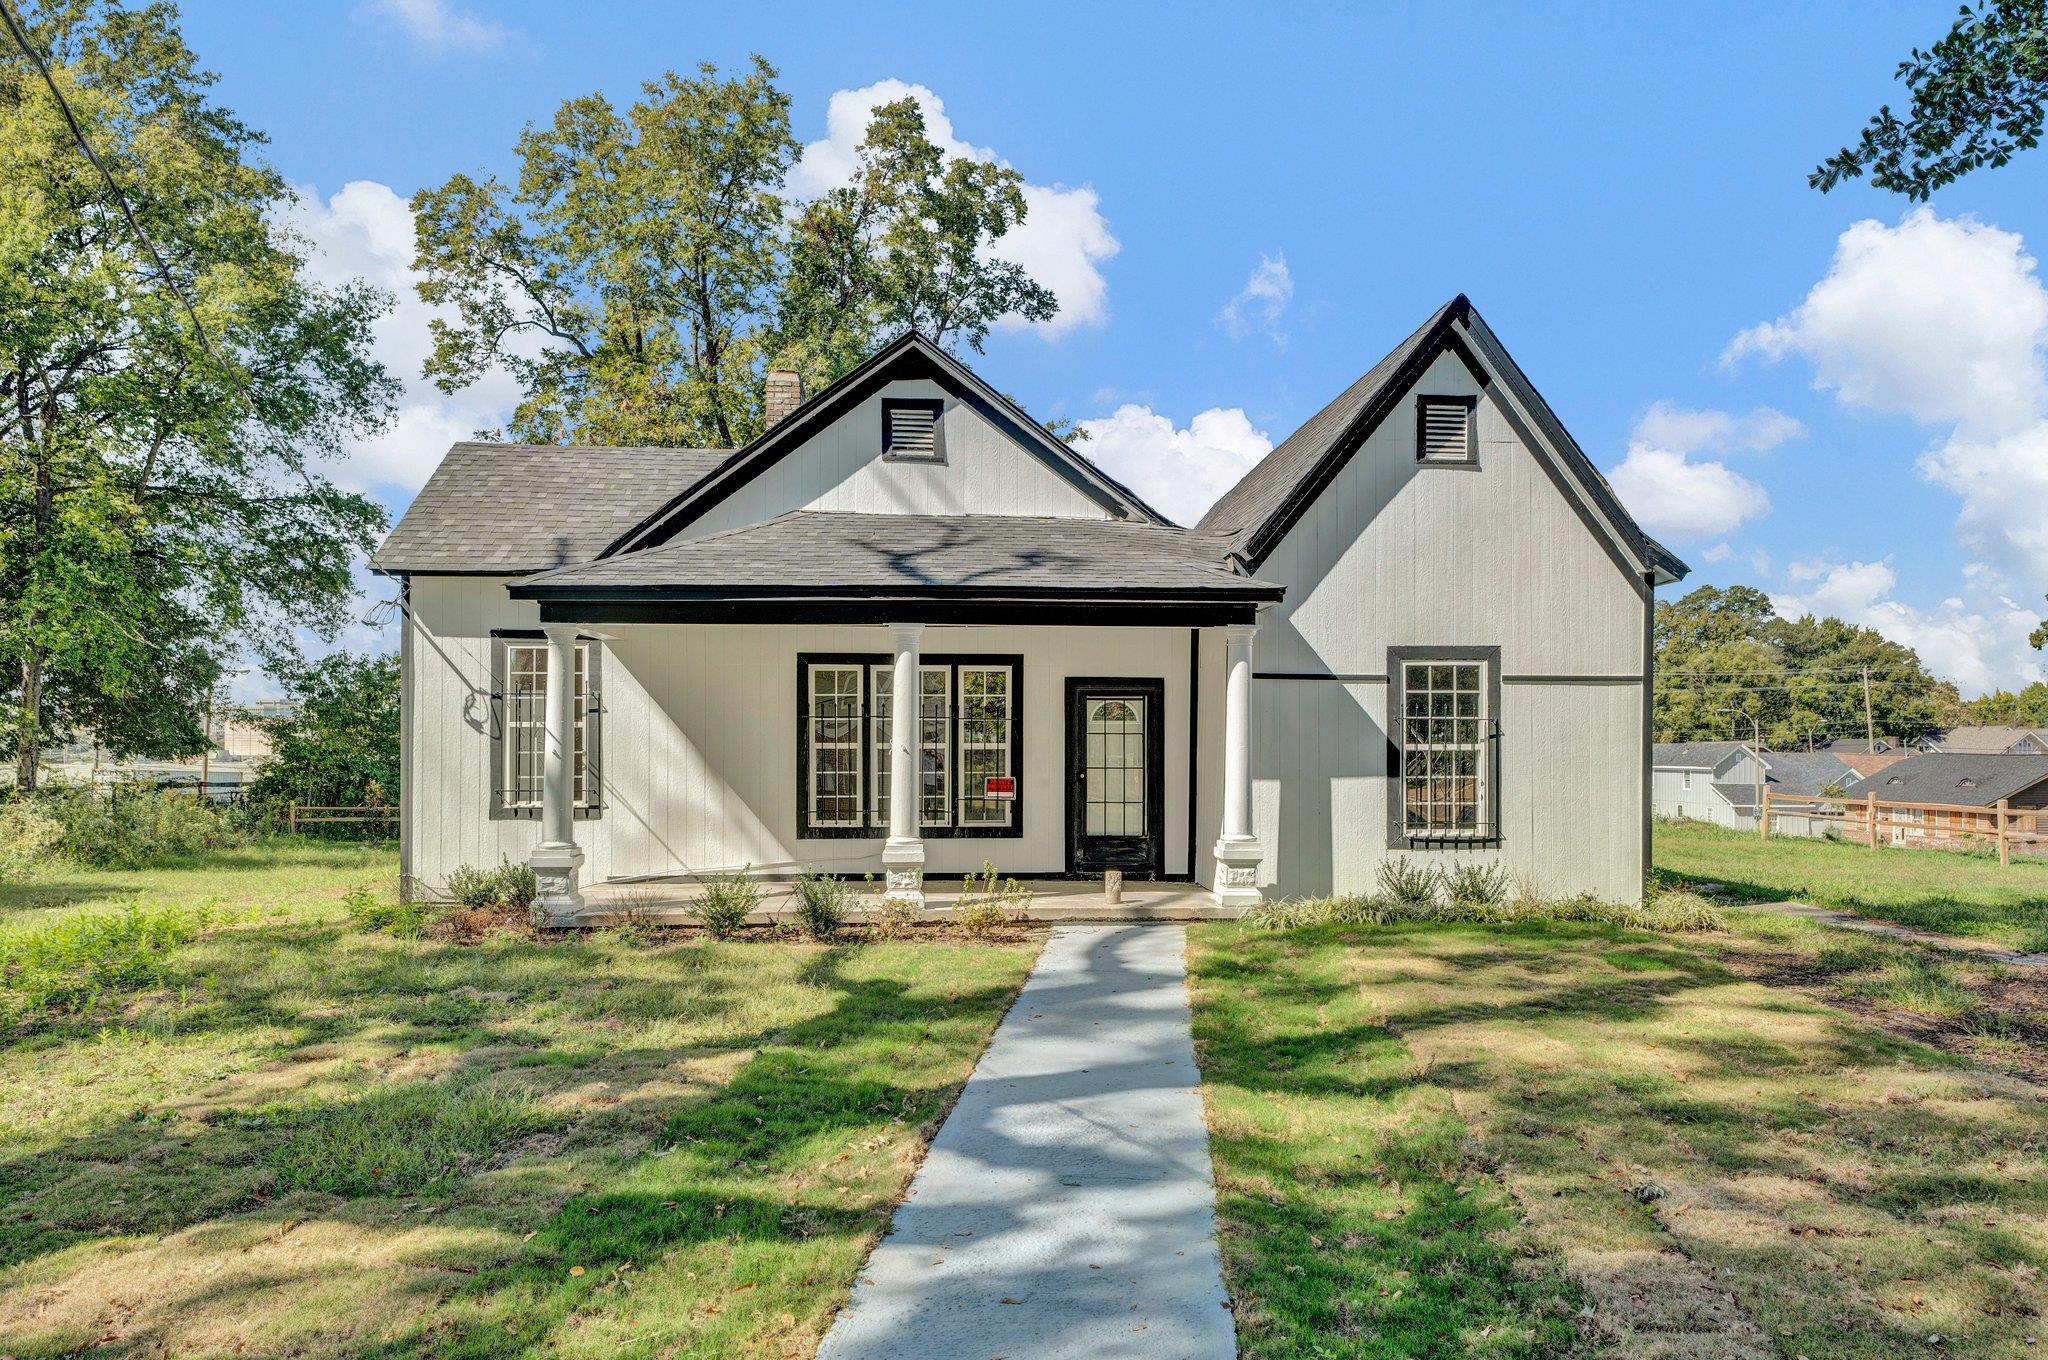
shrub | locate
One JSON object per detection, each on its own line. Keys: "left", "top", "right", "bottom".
{"left": 1444, "top": 861, "right": 1511, "bottom": 905}
{"left": 0, "top": 899, "right": 213, "bottom": 1025}
{"left": 34, "top": 784, "right": 244, "bottom": 868}
{"left": 0, "top": 801, "right": 63, "bottom": 881}
{"left": 445, "top": 863, "right": 502, "bottom": 910}
{"left": 490, "top": 862, "right": 538, "bottom": 914}
{"left": 870, "top": 892, "right": 918, "bottom": 940}
{"left": 790, "top": 868, "right": 850, "bottom": 940}
{"left": 1376, "top": 857, "right": 1440, "bottom": 905}
{"left": 955, "top": 861, "right": 1027, "bottom": 939}
{"left": 691, "top": 869, "right": 759, "bottom": 939}
{"left": 343, "top": 883, "right": 428, "bottom": 939}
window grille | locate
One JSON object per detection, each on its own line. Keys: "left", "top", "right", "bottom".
{"left": 1399, "top": 660, "right": 1498, "bottom": 842}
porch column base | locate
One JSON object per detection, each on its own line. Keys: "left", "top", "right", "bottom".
{"left": 529, "top": 841, "right": 586, "bottom": 926}
{"left": 881, "top": 837, "right": 925, "bottom": 906}
{"left": 1211, "top": 835, "right": 1265, "bottom": 909}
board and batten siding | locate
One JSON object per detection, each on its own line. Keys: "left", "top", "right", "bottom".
{"left": 402, "top": 573, "right": 1196, "bottom": 894}
{"left": 684, "top": 378, "right": 1113, "bottom": 537}
{"left": 1245, "top": 347, "right": 1653, "bottom": 903}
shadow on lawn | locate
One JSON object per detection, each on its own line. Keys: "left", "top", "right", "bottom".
{"left": 0, "top": 930, "right": 1026, "bottom": 1360}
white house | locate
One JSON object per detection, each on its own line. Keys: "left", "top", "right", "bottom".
{"left": 1652, "top": 741, "right": 1860, "bottom": 834}
{"left": 373, "top": 297, "right": 1685, "bottom": 921}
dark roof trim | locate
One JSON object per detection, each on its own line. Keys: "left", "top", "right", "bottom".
{"left": 1240, "top": 297, "right": 1488, "bottom": 566}
{"left": 511, "top": 580, "right": 1283, "bottom": 604}
{"left": 602, "top": 332, "right": 1166, "bottom": 556}
{"left": 538, "top": 598, "right": 1263, "bottom": 627}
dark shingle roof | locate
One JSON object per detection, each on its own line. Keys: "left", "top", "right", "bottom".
{"left": 1757, "top": 751, "right": 1860, "bottom": 797}
{"left": 371, "top": 443, "right": 729, "bottom": 575}
{"left": 1930, "top": 725, "right": 2048, "bottom": 754}
{"left": 1863, "top": 752, "right": 2048, "bottom": 807}
{"left": 511, "top": 512, "right": 1283, "bottom": 600}
{"left": 1653, "top": 741, "right": 1750, "bottom": 771}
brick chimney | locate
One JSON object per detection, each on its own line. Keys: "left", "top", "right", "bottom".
{"left": 764, "top": 368, "right": 803, "bottom": 428}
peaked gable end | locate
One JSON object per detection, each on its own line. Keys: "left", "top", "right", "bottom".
{"left": 606, "top": 333, "right": 1164, "bottom": 555}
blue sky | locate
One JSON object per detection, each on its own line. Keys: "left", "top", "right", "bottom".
{"left": 183, "top": 1, "right": 2048, "bottom": 695}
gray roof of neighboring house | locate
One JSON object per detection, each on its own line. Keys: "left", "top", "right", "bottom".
{"left": 371, "top": 443, "right": 729, "bottom": 575}
{"left": 1711, "top": 782, "right": 1759, "bottom": 812}
{"left": 1653, "top": 741, "right": 1751, "bottom": 771}
{"left": 1756, "top": 750, "right": 1861, "bottom": 797}
{"left": 1194, "top": 295, "right": 1687, "bottom": 584}
{"left": 1820, "top": 737, "right": 1893, "bottom": 754}
{"left": 510, "top": 512, "right": 1285, "bottom": 601}
{"left": 1861, "top": 752, "right": 2048, "bottom": 807}
{"left": 1930, "top": 725, "right": 2048, "bottom": 754}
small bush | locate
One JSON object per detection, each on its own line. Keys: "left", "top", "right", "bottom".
{"left": 955, "top": 862, "right": 1027, "bottom": 938}
{"left": 1632, "top": 888, "right": 1723, "bottom": 932}
{"left": 691, "top": 869, "right": 759, "bottom": 939}
{"left": 1376, "top": 858, "right": 1440, "bottom": 905}
{"left": 445, "top": 863, "right": 501, "bottom": 910}
{"left": 790, "top": 868, "right": 850, "bottom": 940}
{"left": 343, "top": 883, "right": 428, "bottom": 939}
{"left": 262, "top": 1078, "right": 557, "bottom": 1197}
{"left": 34, "top": 785, "right": 245, "bottom": 868}
{"left": 490, "top": 862, "right": 538, "bottom": 914}
{"left": 0, "top": 801, "right": 63, "bottom": 881}
{"left": 870, "top": 892, "right": 918, "bottom": 940}
{"left": 1444, "top": 861, "right": 1512, "bottom": 905}
{"left": 0, "top": 899, "right": 213, "bottom": 1025}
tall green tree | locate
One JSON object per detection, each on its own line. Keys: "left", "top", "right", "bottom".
{"left": 414, "top": 70, "right": 1060, "bottom": 448}
{"left": 1654, "top": 585, "right": 1957, "bottom": 746}
{"left": 0, "top": 0, "right": 395, "bottom": 789}
{"left": 245, "top": 651, "right": 398, "bottom": 814}
{"left": 1813, "top": 1, "right": 2048, "bottom": 199}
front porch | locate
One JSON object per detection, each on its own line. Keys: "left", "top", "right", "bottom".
{"left": 573, "top": 874, "right": 1238, "bottom": 927}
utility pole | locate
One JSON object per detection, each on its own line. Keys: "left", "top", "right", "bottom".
{"left": 1863, "top": 666, "right": 1875, "bottom": 750}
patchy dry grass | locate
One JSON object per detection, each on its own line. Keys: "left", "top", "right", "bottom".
{"left": 1190, "top": 920, "right": 2048, "bottom": 1359}
{"left": 0, "top": 856, "right": 1036, "bottom": 1359}
{"left": 0, "top": 839, "right": 395, "bottom": 928}
{"left": 1657, "top": 819, "right": 2048, "bottom": 952}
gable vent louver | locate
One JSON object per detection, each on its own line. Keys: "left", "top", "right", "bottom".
{"left": 1418, "top": 396, "right": 1475, "bottom": 463}
{"left": 883, "top": 399, "right": 943, "bottom": 460}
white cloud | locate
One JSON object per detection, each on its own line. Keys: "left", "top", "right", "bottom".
{"left": 1699, "top": 542, "right": 1736, "bottom": 564}
{"left": 1725, "top": 208, "right": 2048, "bottom": 437}
{"left": 361, "top": 0, "right": 507, "bottom": 52}
{"left": 1076, "top": 405, "right": 1273, "bottom": 526}
{"left": 1772, "top": 558, "right": 2045, "bottom": 697}
{"left": 1632, "top": 401, "right": 1802, "bottom": 455}
{"left": 1216, "top": 253, "right": 1293, "bottom": 342}
{"left": 282, "top": 180, "right": 524, "bottom": 496}
{"left": 1608, "top": 445, "right": 1770, "bottom": 542}
{"left": 790, "top": 79, "right": 1118, "bottom": 336}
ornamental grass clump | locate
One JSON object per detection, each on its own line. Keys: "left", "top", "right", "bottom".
{"left": 691, "top": 869, "right": 759, "bottom": 939}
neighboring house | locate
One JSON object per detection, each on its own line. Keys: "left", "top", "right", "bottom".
{"left": 374, "top": 298, "right": 1686, "bottom": 920}
{"left": 1922, "top": 725, "right": 2048, "bottom": 756}
{"left": 1852, "top": 752, "right": 2048, "bottom": 847}
{"left": 1821, "top": 737, "right": 1894, "bottom": 755}
{"left": 1652, "top": 742, "right": 1860, "bottom": 834}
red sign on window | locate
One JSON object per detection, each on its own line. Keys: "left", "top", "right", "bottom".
{"left": 983, "top": 775, "right": 1017, "bottom": 799}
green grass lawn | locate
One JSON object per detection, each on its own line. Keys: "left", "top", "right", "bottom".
{"left": 1190, "top": 920, "right": 2048, "bottom": 1360}
{"left": 1656, "top": 817, "right": 2048, "bottom": 951}
{"left": 0, "top": 846, "right": 1038, "bottom": 1358}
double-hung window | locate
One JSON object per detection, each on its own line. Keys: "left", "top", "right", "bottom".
{"left": 798, "top": 654, "right": 1022, "bottom": 838}
{"left": 1388, "top": 648, "right": 1498, "bottom": 846}
{"left": 492, "top": 634, "right": 602, "bottom": 818}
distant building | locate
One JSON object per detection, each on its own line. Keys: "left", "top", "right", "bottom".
{"left": 1851, "top": 751, "right": 2048, "bottom": 848}
{"left": 1919, "top": 725, "right": 2048, "bottom": 757}
{"left": 1652, "top": 742, "right": 1860, "bottom": 835}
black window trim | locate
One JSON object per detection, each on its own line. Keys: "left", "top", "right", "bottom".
{"left": 796, "top": 651, "right": 1024, "bottom": 840}
{"left": 489, "top": 629, "right": 604, "bottom": 821}
{"left": 1385, "top": 644, "right": 1502, "bottom": 849}
{"left": 1416, "top": 392, "right": 1481, "bottom": 468}
{"left": 881, "top": 396, "right": 946, "bottom": 462}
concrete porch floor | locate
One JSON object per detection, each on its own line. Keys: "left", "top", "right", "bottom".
{"left": 572, "top": 875, "right": 1237, "bottom": 927}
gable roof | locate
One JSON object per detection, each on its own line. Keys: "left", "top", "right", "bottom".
{"left": 602, "top": 331, "right": 1167, "bottom": 557}
{"left": 1863, "top": 751, "right": 2048, "bottom": 807}
{"left": 1756, "top": 750, "right": 1861, "bottom": 797}
{"left": 1653, "top": 741, "right": 1751, "bottom": 772}
{"left": 1195, "top": 295, "right": 1688, "bottom": 586}
{"left": 511, "top": 512, "right": 1280, "bottom": 603}
{"left": 371, "top": 443, "right": 728, "bottom": 575}
{"left": 1930, "top": 725, "right": 2048, "bottom": 754}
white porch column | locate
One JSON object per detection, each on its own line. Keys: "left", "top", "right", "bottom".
{"left": 1212, "top": 621, "right": 1265, "bottom": 908}
{"left": 529, "top": 623, "right": 585, "bottom": 921}
{"left": 881, "top": 621, "right": 926, "bottom": 905}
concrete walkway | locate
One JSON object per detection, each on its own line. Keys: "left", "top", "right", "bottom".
{"left": 815, "top": 924, "right": 1237, "bottom": 1360}
{"left": 1731, "top": 899, "right": 2048, "bottom": 968}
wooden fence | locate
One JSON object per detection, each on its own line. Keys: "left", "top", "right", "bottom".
{"left": 1760, "top": 789, "right": 2048, "bottom": 866}
{"left": 287, "top": 802, "right": 400, "bottom": 834}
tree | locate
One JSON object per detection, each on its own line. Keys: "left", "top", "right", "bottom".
{"left": 414, "top": 68, "right": 1059, "bottom": 448}
{"left": 1653, "top": 585, "right": 1955, "bottom": 746}
{"left": 1813, "top": 1, "right": 2048, "bottom": 199}
{"left": 0, "top": 0, "right": 395, "bottom": 789}
{"left": 245, "top": 652, "right": 399, "bottom": 814}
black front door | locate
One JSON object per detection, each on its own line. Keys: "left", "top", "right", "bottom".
{"left": 1066, "top": 678, "right": 1165, "bottom": 876}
